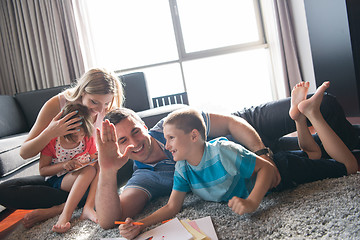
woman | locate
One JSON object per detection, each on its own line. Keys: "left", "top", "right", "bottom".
{"left": 0, "top": 68, "right": 124, "bottom": 228}
{"left": 20, "top": 68, "right": 123, "bottom": 159}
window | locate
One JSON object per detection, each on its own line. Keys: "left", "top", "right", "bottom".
{"left": 83, "top": 0, "right": 275, "bottom": 113}
{"left": 176, "top": 0, "right": 262, "bottom": 53}
{"left": 85, "top": 1, "right": 177, "bottom": 70}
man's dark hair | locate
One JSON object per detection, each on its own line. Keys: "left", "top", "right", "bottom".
{"left": 104, "top": 107, "right": 145, "bottom": 125}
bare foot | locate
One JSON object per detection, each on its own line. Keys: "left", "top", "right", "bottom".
{"left": 298, "top": 81, "right": 330, "bottom": 118}
{"left": 52, "top": 221, "right": 71, "bottom": 233}
{"left": 52, "top": 212, "right": 72, "bottom": 233}
{"left": 22, "top": 204, "right": 64, "bottom": 228}
{"left": 80, "top": 207, "right": 98, "bottom": 223}
{"left": 289, "top": 81, "right": 309, "bottom": 120}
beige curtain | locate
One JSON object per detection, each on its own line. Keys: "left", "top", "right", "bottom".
{"left": 261, "top": 0, "right": 303, "bottom": 98}
{"left": 274, "top": 0, "right": 303, "bottom": 96}
{"left": 0, "top": 0, "right": 85, "bottom": 95}
{"left": 72, "top": 0, "right": 97, "bottom": 70}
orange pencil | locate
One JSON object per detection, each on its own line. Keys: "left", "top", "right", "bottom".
{"left": 114, "top": 221, "right": 144, "bottom": 225}
{"left": 161, "top": 219, "right": 172, "bottom": 224}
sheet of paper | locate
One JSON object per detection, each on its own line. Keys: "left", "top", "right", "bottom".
{"left": 134, "top": 218, "right": 193, "bottom": 240}
{"left": 187, "top": 220, "right": 201, "bottom": 232}
{"left": 100, "top": 238, "right": 126, "bottom": 240}
{"left": 181, "top": 220, "right": 208, "bottom": 240}
{"left": 187, "top": 220, "right": 210, "bottom": 240}
{"left": 101, "top": 216, "right": 217, "bottom": 240}
{"left": 193, "top": 216, "right": 218, "bottom": 240}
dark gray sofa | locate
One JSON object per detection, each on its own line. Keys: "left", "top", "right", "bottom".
{"left": 0, "top": 86, "right": 69, "bottom": 179}
{"left": 0, "top": 72, "right": 188, "bottom": 181}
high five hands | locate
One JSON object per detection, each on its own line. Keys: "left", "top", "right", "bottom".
{"left": 96, "top": 119, "right": 134, "bottom": 172}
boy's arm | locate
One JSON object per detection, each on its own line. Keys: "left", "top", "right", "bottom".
{"left": 228, "top": 156, "right": 276, "bottom": 215}
{"left": 209, "top": 113, "right": 281, "bottom": 187}
{"left": 119, "top": 190, "right": 187, "bottom": 239}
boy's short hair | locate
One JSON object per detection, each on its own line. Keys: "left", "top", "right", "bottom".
{"left": 61, "top": 103, "right": 93, "bottom": 141}
{"left": 164, "top": 107, "right": 206, "bottom": 140}
{"left": 104, "top": 107, "right": 145, "bottom": 126}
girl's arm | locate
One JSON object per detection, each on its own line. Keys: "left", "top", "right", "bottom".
{"left": 90, "top": 152, "right": 98, "bottom": 160}
{"left": 228, "top": 156, "right": 277, "bottom": 215}
{"left": 39, "top": 153, "right": 81, "bottom": 177}
{"left": 119, "top": 190, "right": 187, "bottom": 239}
{"left": 20, "top": 96, "right": 81, "bottom": 159}
{"left": 39, "top": 154, "right": 61, "bottom": 177}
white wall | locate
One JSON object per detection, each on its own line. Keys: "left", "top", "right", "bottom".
{"left": 287, "top": 0, "right": 316, "bottom": 93}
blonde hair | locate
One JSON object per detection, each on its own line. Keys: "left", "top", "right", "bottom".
{"left": 63, "top": 68, "right": 124, "bottom": 112}
{"left": 164, "top": 107, "right": 206, "bottom": 141}
{"left": 61, "top": 103, "right": 93, "bottom": 142}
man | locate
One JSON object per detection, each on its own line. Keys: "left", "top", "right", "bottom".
{"left": 95, "top": 91, "right": 359, "bottom": 230}
{"left": 95, "top": 108, "right": 279, "bottom": 229}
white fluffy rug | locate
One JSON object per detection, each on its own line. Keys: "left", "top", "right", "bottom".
{"left": 6, "top": 173, "right": 360, "bottom": 240}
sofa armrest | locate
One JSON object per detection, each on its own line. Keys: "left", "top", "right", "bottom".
{"left": 0, "top": 95, "right": 28, "bottom": 138}
{"left": 137, "top": 104, "right": 188, "bottom": 128}
{"left": 0, "top": 133, "right": 39, "bottom": 177}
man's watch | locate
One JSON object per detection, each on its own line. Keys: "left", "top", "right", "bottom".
{"left": 254, "top": 147, "right": 273, "bottom": 159}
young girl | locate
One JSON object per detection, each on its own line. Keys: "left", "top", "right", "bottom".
{"left": 39, "top": 103, "right": 99, "bottom": 233}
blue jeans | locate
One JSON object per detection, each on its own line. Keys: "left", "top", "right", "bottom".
{"left": 46, "top": 174, "right": 65, "bottom": 189}
{"left": 125, "top": 160, "right": 175, "bottom": 200}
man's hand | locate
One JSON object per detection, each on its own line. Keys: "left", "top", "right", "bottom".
{"left": 228, "top": 197, "right": 259, "bottom": 215}
{"left": 119, "top": 218, "right": 142, "bottom": 240}
{"left": 96, "top": 119, "right": 134, "bottom": 172}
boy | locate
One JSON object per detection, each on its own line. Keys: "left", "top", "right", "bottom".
{"left": 119, "top": 81, "right": 358, "bottom": 239}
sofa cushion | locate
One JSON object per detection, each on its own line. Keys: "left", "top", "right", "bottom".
{"left": 121, "top": 72, "right": 151, "bottom": 112}
{"left": 15, "top": 85, "right": 69, "bottom": 130}
{"left": 0, "top": 95, "right": 28, "bottom": 138}
{"left": 0, "top": 133, "right": 39, "bottom": 177}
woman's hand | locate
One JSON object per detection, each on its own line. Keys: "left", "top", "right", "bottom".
{"left": 45, "top": 110, "right": 82, "bottom": 139}
{"left": 119, "top": 218, "right": 142, "bottom": 240}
